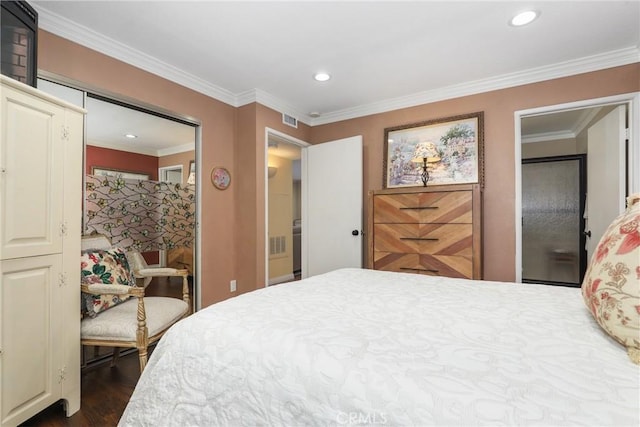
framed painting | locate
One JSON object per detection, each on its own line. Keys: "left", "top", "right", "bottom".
{"left": 383, "top": 112, "right": 484, "bottom": 188}
{"left": 91, "top": 166, "right": 150, "bottom": 181}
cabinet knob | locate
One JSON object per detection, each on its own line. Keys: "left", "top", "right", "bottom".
{"left": 352, "top": 230, "right": 359, "bottom": 236}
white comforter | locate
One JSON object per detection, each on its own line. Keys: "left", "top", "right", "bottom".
{"left": 119, "top": 268, "right": 639, "bottom": 426}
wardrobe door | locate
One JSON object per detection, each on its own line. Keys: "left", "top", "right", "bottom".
{"left": 0, "top": 85, "right": 65, "bottom": 260}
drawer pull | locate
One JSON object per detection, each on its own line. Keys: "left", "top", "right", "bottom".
{"left": 400, "top": 267, "right": 439, "bottom": 273}
{"left": 400, "top": 206, "right": 438, "bottom": 210}
{"left": 400, "top": 237, "right": 439, "bottom": 241}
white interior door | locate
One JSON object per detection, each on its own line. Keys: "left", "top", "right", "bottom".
{"left": 303, "top": 135, "right": 363, "bottom": 278}
{"left": 586, "top": 105, "right": 626, "bottom": 260}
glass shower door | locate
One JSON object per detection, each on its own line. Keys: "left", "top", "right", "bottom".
{"left": 522, "top": 155, "right": 586, "bottom": 286}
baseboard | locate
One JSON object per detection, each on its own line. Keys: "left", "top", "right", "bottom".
{"left": 268, "top": 273, "right": 294, "bottom": 286}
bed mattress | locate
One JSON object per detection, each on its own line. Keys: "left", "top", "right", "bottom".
{"left": 119, "top": 268, "right": 640, "bottom": 426}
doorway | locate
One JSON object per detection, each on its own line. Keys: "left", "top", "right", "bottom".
{"left": 515, "top": 92, "right": 640, "bottom": 283}
{"left": 264, "top": 128, "right": 308, "bottom": 285}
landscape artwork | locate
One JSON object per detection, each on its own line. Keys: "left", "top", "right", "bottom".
{"left": 383, "top": 112, "right": 484, "bottom": 188}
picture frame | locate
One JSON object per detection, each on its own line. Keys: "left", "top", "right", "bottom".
{"left": 91, "top": 166, "right": 150, "bottom": 181}
{"left": 211, "top": 166, "right": 231, "bottom": 190}
{"left": 383, "top": 112, "right": 484, "bottom": 188}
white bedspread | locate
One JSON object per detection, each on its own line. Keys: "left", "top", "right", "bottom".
{"left": 119, "top": 268, "right": 640, "bottom": 426}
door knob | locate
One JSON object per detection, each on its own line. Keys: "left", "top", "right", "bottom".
{"left": 352, "top": 230, "right": 359, "bottom": 236}
{"left": 584, "top": 230, "right": 592, "bottom": 238}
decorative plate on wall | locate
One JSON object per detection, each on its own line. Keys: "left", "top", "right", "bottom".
{"left": 211, "top": 166, "right": 231, "bottom": 190}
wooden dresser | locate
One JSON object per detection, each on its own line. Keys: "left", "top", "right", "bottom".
{"left": 367, "top": 184, "right": 482, "bottom": 279}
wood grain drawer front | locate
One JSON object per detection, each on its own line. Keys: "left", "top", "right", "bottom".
{"left": 373, "top": 252, "right": 472, "bottom": 278}
{"left": 374, "top": 223, "right": 473, "bottom": 256}
{"left": 373, "top": 191, "right": 472, "bottom": 224}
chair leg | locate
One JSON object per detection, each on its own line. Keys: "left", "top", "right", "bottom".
{"left": 111, "top": 347, "right": 121, "bottom": 367}
{"left": 138, "top": 348, "right": 148, "bottom": 372}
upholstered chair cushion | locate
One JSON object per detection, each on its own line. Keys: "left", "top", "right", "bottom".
{"left": 582, "top": 193, "right": 640, "bottom": 364}
{"left": 81, "top": 247, "right": 136, "bottom": 318}
{"left": 81, "top": 297, "right": 189, "bottom": 341}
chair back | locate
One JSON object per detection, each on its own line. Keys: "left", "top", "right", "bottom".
{"left": 81, "top": 234, "right": 111, "bottom": 251}
{"left": 127, "top": 250, "right": 153, "bottom": 288}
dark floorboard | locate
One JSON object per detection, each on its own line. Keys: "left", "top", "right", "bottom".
{"left": 19, "top": 276, "right": 189, "bottom": 427}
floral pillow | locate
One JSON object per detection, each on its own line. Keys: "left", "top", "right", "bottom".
{"left": 81, "top": 247, "right": 136, "bottom": 318}
{"left": 582, "top": 193, "right": 640, "bottom": 364}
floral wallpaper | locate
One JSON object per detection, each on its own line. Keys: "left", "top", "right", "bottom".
{"left": 85, "top": 174, "right": 195, "bottom": 252}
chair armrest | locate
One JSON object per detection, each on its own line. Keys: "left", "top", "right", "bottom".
{"left": 135, "top": 268, "right": 189, "bottom": 277}
{"left": 81, "top": 284, "right": 144, "bottom": 297}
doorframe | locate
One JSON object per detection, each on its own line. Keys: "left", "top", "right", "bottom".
{"left": 514, "top": 91, "right": 640, "bottom": 282}
{"left": 263, "top": 127, "right": 310, "bottom": 288}
{"left": 158, "top": 164, "right": 184, "bottom": 183}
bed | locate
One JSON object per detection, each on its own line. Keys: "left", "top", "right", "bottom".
{"left": 119, "top": 268, "right": 640, "bottom": 426}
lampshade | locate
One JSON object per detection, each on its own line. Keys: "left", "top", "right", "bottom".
{"left": 187, "top": 172, "right": 195, "bottom": 185}
{"left": 411, "top": 141, "right": 440, "bottom": 163}
{"left": 268, "top": 166, "right": 278, "bottom": 178}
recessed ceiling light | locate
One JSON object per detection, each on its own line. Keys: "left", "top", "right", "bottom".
{"left": 124, "top": 134, "right": 137, "bottom": 139}
{"left": 314, "top": 72, "right": 331, "bottom": 82}
{"left": 510, "top": 10, "right": 539, "bottom": 27}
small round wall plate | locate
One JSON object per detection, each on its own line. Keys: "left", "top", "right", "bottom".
{"left": 211, "top": 166, "right": 231, "bottom": 190}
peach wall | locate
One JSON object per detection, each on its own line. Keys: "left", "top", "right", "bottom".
{"left": 235, "top": 103, "right": 311, "bottom": 290}
{"left": 310, "top": 64, "right": 640, "bottom": 282}
{"left": 86, "top": 145, "right": 158, "bottom": 180}
{"left": 38, "top": 28, "right": 638, "bottom": 297}
{"left": 38, "top": 30, "right": 236, "bottom": 306}
{"left": 159, "top": 150, "right": 195, "bottom": 183}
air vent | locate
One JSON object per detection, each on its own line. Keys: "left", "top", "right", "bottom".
{"left": 282, "top": 113, "right": 298, "bottom": 128}
{"left": 269, "top": 236, "right": 286, "bottom": 257}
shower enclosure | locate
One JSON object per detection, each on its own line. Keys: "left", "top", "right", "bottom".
{"left": 522, "top": 155, "right": 587, "bottom": 286}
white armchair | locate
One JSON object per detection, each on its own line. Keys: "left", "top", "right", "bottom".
{"left": 80, "top": 235, "right": 190, "bottom": 371}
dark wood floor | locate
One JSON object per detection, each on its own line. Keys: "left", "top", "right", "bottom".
{"left": 19, "top": 276, "right": 189, "bottom": 427}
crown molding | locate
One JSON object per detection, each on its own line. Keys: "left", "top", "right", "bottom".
{"left": 521, "top": 130, "right": 576, "bottom": 144}
{"left": 236, "top": 89, "right": 311, "bottom": 126}
{"left": 87, "top": 140, "right": 193, "bottom": 157}
{"left": 157, "top": 142, "right": 195, "bottom": 157}
{"left": 36, "top": 3, "right": 639, "bottom": 127}
{"left": 310, "top": 46, "right": 640, "bottom": 126}
{"left": 35, "top": 4, "right": 237, "bottom": 107}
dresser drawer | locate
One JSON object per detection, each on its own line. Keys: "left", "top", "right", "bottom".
{"left": 373, "top": 252, "right": 472, "bottom": 278}
{"left": 373, "top": 190, "right": 472, "bottom": 224}
{"left": 373, "top": 223, "right": 473, "bottom": 256}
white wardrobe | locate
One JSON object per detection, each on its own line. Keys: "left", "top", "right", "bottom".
{"left": 0, "top": 75, "right": 84, "bottom": 426}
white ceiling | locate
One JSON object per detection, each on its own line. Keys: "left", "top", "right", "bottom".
{"left": 32, "top": 1, "right": 639, "bottom": 152}
{"left": 85, "top": 97, "right": 196, "bottom": 156}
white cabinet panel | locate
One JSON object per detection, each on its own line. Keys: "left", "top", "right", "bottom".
{"left": 0, "top": 84, "right": 65, "bottom": 260}
{"left": 0, "top": 255, "right": 62, "bottom": 426}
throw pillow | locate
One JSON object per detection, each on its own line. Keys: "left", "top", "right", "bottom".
{"left": 81, "top": 247, "right": 136, "bottom": 318}
{"left": 582, "top": 193, "right": 640, "bottom": 364}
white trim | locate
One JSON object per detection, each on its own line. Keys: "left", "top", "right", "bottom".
{"left": 522, "top": 130, "right": 576, "bottom": 144}
{"left": 311, "top": 47, "right": 640, "bottom": 126}
{"left": 158, "top": 164, "right": 184, "bottom": 184}
{"left": 514, "top": 92, "right": 640, "bottom": 282}
{"left": 35, "top": 4, "right": 237, "bottom": 107}
{"left": 34, "top": 4, "right": 639, "bottom": 127}
{"left": 264, "top": 127, "right": 310, "bottom": 288}
{"left": 86, "top": 140, "right": 194, "bottom": 157}
{"left": 157, "top": 142, "right": 195, "bottom": 157}
{"left": 268, "top": 273, "right": 295, "bottom": 286}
